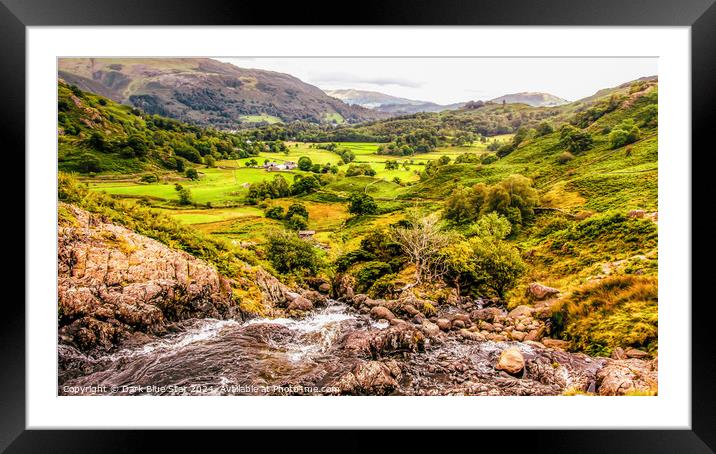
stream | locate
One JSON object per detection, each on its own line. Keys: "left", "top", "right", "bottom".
{"left": 58, "top": 300, "right": 600, "bottom": 396}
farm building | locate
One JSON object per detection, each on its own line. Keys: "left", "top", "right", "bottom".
{"left": 264, "top": 161, "right": 297, "bottom": 172}
{"left": 298, "top": 230, "right": 316, "bottom": 239}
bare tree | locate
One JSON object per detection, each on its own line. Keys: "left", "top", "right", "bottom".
{"left": 393, "top": 211, "right": 451, "bottom": 286}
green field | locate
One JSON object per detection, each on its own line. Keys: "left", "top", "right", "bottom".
{"left": 239, "top": 114, "right": 283, "bottom": 124}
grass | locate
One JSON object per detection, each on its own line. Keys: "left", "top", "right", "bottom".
{"left": 239, "top": 114, "right": 283, "bottom": 124}
{"left": 550, "top": 274, "right": 658, "bottom": 357}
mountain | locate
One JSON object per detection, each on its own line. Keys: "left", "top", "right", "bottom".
{"left": 57, "top": 58, "right": 385, "bottom": 129}
{"left": 489, "top": 92, "right": 569, "bottom": 107}
{"left": 325, "top": 88, "right": 464, "bottom": 115}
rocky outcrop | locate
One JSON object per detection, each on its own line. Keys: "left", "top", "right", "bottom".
{"left": 526, "top": 282, "right": 561, "bottom": 301}
{"left": 596, "top": 358, "right": 658, "bottom": 395}
{"left": 58, "top": 204, "right": 237, "bottom": 352}
{"left": 340, "top": 324, "right": 426, "bottom": 358}
{"left": 334, "top": 360, "right": 402, "bottom": 395}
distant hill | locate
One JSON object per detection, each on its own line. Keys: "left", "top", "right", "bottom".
{"left": 325, "top": 88, "right": 464, "bottom": 115}
{"left": 489, "top": 92, "right": 569, "bottom": 107}
{"left": 58, "top": 58, "right": 385, "bottom": 129}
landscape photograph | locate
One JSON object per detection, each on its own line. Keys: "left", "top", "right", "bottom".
{"left": 57, "top": 57, "right": 658, "bottom": 396}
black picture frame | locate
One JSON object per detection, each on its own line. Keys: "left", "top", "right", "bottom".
{"left": 3, "top": 0, "right": 713, "bottom": 451}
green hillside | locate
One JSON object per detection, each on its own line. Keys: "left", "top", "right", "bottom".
{"left": 59, "top": 75, "right": 659, "bottom": 358}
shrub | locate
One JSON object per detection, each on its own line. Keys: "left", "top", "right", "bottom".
{"left": 348, "top": 193, "right": 378, "bottom": 215}
{"left": 536, "top": 121, "right": 554, "bottom": 136}
{"left": 297, "top": 156, "right": 313, "bottom": 171}
{"left": 608, "top": 120, "right": 640, "bottom": 149}
{"left": 285, "top": 214, "right": 308, "bottom": 231}
{"left": 185, "top": 168, "right": 199, "bottom": 180}
{"left": 440, "top": 234, "right": 525, "bottom": 298}
{"left": 79, "top": 153, "right": 102, "bottom": 173}
{"left": 286, "top": 203, "right": 309, "bottom": 220}
{"left": 556, "top": 151, "right": 575, "bottom": 164}
{"left": 356, "top": 261, "right": 393, "bottom": 293}
{"left": 175, "top": 185, "right": 193, "bottom": 205}
{"left": 481, "top": 154, "right": 499, "bottom": 164}
{"left": 140, "top": 174, "right": 159, "bottom": 183}
{"left": 345, "top": 163, "right": 376, "bottom": 177}
{"left": 264, "top": 206, "right": 285, "bottom": 220}
{"left": 265, "top": 230, "right": 321, "bottom": 275}
{"left": 559, "top": 125, "right": 593, "bottom": 154}
{"left": 291, "top": 174, "right": 321, "bottom": 195}
{"left": 369, "top": 273, "right": 400, "bottom": 299}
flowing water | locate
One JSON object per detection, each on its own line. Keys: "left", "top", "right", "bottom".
{"left": 58, "top": 301, "right": 583, "bottom": 396}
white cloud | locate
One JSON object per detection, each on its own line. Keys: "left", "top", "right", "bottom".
{"left": 218, "top": 57, "right": 657, "bottom": 105}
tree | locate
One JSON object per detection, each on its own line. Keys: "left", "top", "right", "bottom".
{"left": 174, "top": 157, "right": 186, "bottom": 172}
{"left": 265, "top": 230, "right": 321, "bottom": 275}
{"left": 175, "top": 184, "right": 193, "bottom": 205}
{"left": 443, "top": 186, "right": 476, "bottom": 224}
{"left": 468, "top": 236, "right": 525, "bottom": 298}
{"left": 468, "top": 212, "right": 512, "bottom": 239}
{"left": 392, "top": 211, "right": 451, "bottom": 285}
{"left": 291, "top": 174, "right": 321, "bottom": 195}
{"left": 441, "top": 213, "right": 524, "bottom": 298}
{"left": 608, "top": 119, "right": 640, "bottom": 149}
{"left": 481, "top": 154, "right": 499, "bottom": 164}
{"left": 87, "top": 132, "right": 107, "bottom": 151}
{"left": 298, "top": 156, "right": 313, "bottom": 171}
{"left": 286, "top": 203, "right": 309, "bottom": 220}
{"left": 265, "top": 206, "right": 285, "bottom": 220}
{"left": 286, "top": 214, "right": 308, "bottom": 231}
{"left": 385, "top": 160, "right": 400, "bottom": 170}
{"left": 78, "top": 153, "right": 101, "bottom": 173}
{"left": 127, "top": 134, "right": 149, "bottom": 157}
{"left": 536, "top": 121, "right": 554, "bottom": 136}
{"left": 559, "top": 125, "right": 593, "bottom": 154}
{"left": 348, "top": 193, "right": 378, "bottom": 216}
{"left": 204, "top": 155, "right": 216, "bottom": 167}
{"left": 185, "top": 168, "right": 199, "bottom": 180}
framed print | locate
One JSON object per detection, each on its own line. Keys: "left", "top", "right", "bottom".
{"left": 3, "top": 0, "right": 715, "bottom": 451}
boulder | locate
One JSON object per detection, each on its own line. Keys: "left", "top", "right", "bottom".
{"left": 340, "top": 324, "right": 425, "bottom": 358}
{"left": 452, "top": 319, "right": 466, "bottom": 330}
{"left": 436, "top": 318, "right": 452, "bottom": 331}
{"left": 627, "top": 209, "right": 646, "bottom": 219}
{"left": 524, "top": 340, "right": 545, "bottom": 349}
{"left": 524, "top": 328, "right": 545, "bottom": 342}
{"left": 526, "top": 283, "right": 561, "bottom": 301}
{"left": 370, "top": 306, "right": 396, "bottom": 321}
{"left": 507, "top": 305, "right": 534, "bottom": 319}
{"left": 301, "top": 290, "right": 327, "bottom": 306}
{"left": 459, "top": 329, "right": 486, "bottom": 342}
{"left": 470, "top": 307, "right": 503, "bottom": 322}
{"left": 596, "top": 359, "right": 658, "bottom": 396}
{"left": 318, "top": 282, "right": 331, "bottom": 294}
{"left": 624, "top": 348, "right": 650, "bottom": 359}
{"left": 334, "top": 360, "right": 402, "bottom": 395}
{"left": 420, "top": 320, "right": 441, "bottom": 338}
{"left": 287, "top": 296, "right": 313, "bottom": 312}
{"left": 611, "top": 347, "right": 627, "bottom": 360}
{"left": 495, "top": 348, "right": 525, "bottom": 375}
{"left": 542, "top": 338, "right": 570, "bottom": 351}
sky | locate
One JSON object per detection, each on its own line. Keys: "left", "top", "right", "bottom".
{"left": 217, "top": 57, "right": 656, "bottom": 105}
